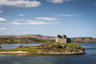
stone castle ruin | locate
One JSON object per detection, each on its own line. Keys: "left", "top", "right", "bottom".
{"left": 55, "top": 35, "right": 71, "bottom": 43}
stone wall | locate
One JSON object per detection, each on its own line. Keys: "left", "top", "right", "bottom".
{"left": 56, "top": 37, "right": 67, "bottom": 43}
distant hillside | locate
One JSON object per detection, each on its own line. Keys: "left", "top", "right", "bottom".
{"left": 0, "top": 34, "right": 96, "bottom": 44}
{"left": 0, "top": 34, "right": 56, "bottom": 40}
{"left": 0, "top": 34, "right": 55, "bottom": 44}
{"left": 71, "top": 37, "right": 96, "bottom": 43}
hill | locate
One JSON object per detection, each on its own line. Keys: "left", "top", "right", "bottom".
{"left": 0, "top": 34, "right": 96, "bottom": 44}
{"left": 0, "top": 34, "right": 55, "bottom": 44}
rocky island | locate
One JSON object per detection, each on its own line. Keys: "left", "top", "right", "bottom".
{"left": 0, "top": 35, "right": 85, "bottom": 55}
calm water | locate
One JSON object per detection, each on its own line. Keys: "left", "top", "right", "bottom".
{"left": 0, "top": 43, "right": 96, "bottom": 64}
{"left": 1, "top": 43, "right": 41, "bottom": 49}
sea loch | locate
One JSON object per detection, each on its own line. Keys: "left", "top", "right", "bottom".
{"left": 0, "top": 43, "right": 96, "bottom": 64}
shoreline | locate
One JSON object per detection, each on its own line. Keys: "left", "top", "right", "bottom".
{"left": 0, "top": 51, "right": 85, "bottom": 56}
{"left": 0, "top": 51, "right": 29, "bottom": 54}
{"left": 0, "top": 42, "right": 86, "bottom": 56}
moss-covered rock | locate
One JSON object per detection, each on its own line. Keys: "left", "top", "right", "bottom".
{"left": 40, "top": 42, "right": 85, "bottom": 54}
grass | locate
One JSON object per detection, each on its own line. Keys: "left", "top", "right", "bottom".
{"left": 52, "top": 42, "right": 83, "bottom": 50}
{"left": 0, "top": 46, "right": 44, "bottom": 53}
{"left": 52, "top": 42, "right": 79, "bottom": 46}
{"left": 0, "top": 42, "right": 84, "bottom": 54}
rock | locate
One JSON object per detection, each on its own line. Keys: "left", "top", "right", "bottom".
{"left": 0, "top": 46, "right": 2, "bottom": 50}
{"left": 40, "top": 42, "right": 85, "bottom": 55}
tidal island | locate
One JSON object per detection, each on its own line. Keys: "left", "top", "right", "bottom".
{"left": 0, "top": 35, "right": 86, "bottom": 55}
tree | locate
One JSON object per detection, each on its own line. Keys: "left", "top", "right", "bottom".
{"left": 57, "top": 35, "right": 61, "bottom": 38}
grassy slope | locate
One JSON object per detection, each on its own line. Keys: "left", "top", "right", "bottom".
{"left": 0, "top": 46, "right": 43, "bottom": 53}
{"left": 40, "top": 42, "right": 84, "bottom": 54}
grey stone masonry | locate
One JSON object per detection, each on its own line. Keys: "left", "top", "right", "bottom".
{"left": 55, "top": 35, "right": 71, "bottom": 43}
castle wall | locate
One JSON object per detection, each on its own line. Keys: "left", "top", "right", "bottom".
{"left": 56, "top": 38, "right": 67, "bottom": 43}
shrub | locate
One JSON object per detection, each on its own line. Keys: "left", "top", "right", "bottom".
{"left": 19, "top": 45, "right": 23, "bottom": 48}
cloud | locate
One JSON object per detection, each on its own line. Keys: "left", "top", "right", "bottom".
{"left": 13, "top": 19, "right": 25, "bottom": 21}
{"left": 26, "top": 20, "right": 50, "bottom": 24}
{"left": 0, "top": 10, "right": 3, "bottom": 13}
{"left": 26, "top": 20, "right": 61, "bottom": 24}
{"left": 22, "top": 32, "right": 30, "bottom": 34}
{"left": 94, "top": 2, "right": 96, "bottom": 5}
{"left": 0, "top": 0, "right": 41, "bottom": 7}
{"left": 47, "top": 0, "right": 72, "bottom": 3}
{"left": 0, "top": 17, "right": 7, "bottom": 21}
{"left": 58, "top": 14, "right": 80, "bottom": 17}
{"left": 10, "top": 19, "right": 61, "bottom": 25}
{"left": 10, "top": 21, "right": 22, "bottom": 25}
{"left": 35, "top": 17, "right": 58, "bottom": 21}
{"left": 59, "top": 14, "right": 74, "bottom": 16}
{"left": 0, "top": 28, "right": 6, "bottom": 30}
{"left": 19, "top": 14, "right": 24, "bottom": 16}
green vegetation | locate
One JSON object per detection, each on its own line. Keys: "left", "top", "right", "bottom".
{"left": 57, "top": 35, "right": 61, "bottom": 38}
{"left": 0, "top": 37, "right": 54, "bottom": 44}
{"left": 0, "top": 42, "right": 85, "bottom": 55}
{"left": 52, "top": 42, "right": 80, "bottom": 47}
{"left": 0, "top": 46, "right": 44, "bottom": 53}
{"left": 40, "top": 42, "right": 84, "bottom": 54}
{"left": 0, "top": 35, "right": 96, "bottom": 44}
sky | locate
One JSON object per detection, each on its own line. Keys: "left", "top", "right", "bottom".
{"left": 0, "top": 0, "right": 96, "bottom": 37}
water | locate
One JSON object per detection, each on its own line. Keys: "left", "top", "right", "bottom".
{"left": 0, "top": 43, "right": 96, "bottom": 64}
{"left": 1, "top": 43, "right": 41, "bottom": 49}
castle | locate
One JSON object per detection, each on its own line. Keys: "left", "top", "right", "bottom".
{"left": 55, "top": 35, "right": 71, "bottom": 43}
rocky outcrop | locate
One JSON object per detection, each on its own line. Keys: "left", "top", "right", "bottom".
{"left": 39, "top": 42, "right": 85, "bottom": 55}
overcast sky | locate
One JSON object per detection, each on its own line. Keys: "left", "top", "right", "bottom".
{"left": 0, "top": 0, "right": 96, "bottom": 37}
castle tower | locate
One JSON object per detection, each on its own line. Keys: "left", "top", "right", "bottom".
{"left": 55, "top": 35, "right": 67, "bottom": 43}
{"left": 62, "top": 35, "right": 67, "bottom": 38}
